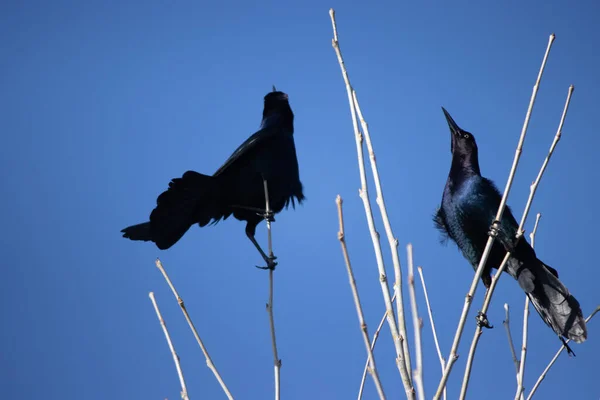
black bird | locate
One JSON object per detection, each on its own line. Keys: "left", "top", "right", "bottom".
{"left": 434, "top": 107, "right": 587, "bottom": 347}
{"left": 121, "top": 88, "right": 304, "bottom": 269}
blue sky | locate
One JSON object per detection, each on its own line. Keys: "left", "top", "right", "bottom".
{"left": 1, "top": 1, "right": 599, "bottom": 399}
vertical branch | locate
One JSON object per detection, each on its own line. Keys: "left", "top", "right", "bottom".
{"left": 148, "top": 292, "right": 190, "bottom": 400}
{"left": 263, "top": 179, "right": 281, "bottom": 400}
{"left": 417, "top": 267, "right": 447, "bottom": 400}
{"left": 526, "top": 306, "right": 600, "bottom": 400}
{"left": 503, "top": 304, "right": 520, "bottom": 373}
{"left": 329, "top": 9, "right": 414, "bottom": 398}
{"left": 336, "top": 195, "right": 386, "bottom": 400}
{"left": 515, "top": 213, "right": 541, "bottom": 400}
{"left": 155, "top": 259, "right": 233, "bottom": 400}
{"left": 357, "top": 292, "right": 396, "bottom": 400}
{"left": 353, "top": 91, "right": 412, "bottom": 377}
{"left": 457, "top": 81, "right": 573, "bottom": 400}
{"left": 407, "top": 245, "right": 425, "bottom": 400}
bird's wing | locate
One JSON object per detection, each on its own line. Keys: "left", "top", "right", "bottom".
{"left": 477, "top": 178, "right": 520, "bottom": 251}
{"left": 213, "top": 125, "right": 280, "bottom": 177}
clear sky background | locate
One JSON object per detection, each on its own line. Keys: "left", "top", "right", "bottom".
{"left": 1, "top": 1, "right": 599, "bottom": 399}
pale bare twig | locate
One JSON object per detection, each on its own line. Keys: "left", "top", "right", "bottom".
{"left": 353, "top": 90, "right": 412, "bottom": 378}
{"left": 407, "top": 244, "right": 425, "bottom": 400}
{"left": 417, "top": 266, "right": 447, "bottom": 400}
{"left": 262, "top": 179, "right": 281, "bottom": 400}
{"left": 436, "top": 33, "right": 556, "bottom": 400}
{"left": 336, "top": 195, "right": 386, "bottom": 400}
{"left": 155, "top": 259, "right": 233, "bottom": 400}
{"left": 458, "top": 80, "right": 573, "bottom": 400}
{"left": 358, "top": 292, "right": 396, "bottom": 400}
{"left": 503, "top": 303, "right": 520, "bottom": 373}
{"left": 329, "top": 8, "right": 414, "bottom": 398}
{"left": 526, "top": 306, "right": 600, "bottom": 400}
{"left": 148, "top": 292, "right": 190, "bottom": 400}
{"left": 515, "top": 213, "right": 541, "bottom": 400}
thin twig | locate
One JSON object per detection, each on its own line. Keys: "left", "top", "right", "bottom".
{"left": 263, "top": 179, "right": 281, "bottom": 400}
{"left": 407, "top": 245, "right": 425, "bottom": 400}
{"left": 503, "top": 303, "right": 520, "bottom": 373}
{"left": 526, "top": 306, "right": 600, "bottom": 400}
{"left": 515, "top": 213, "right": 541, "bottom": 399}
{"left": 458, "top": 80, "right": 572, "bottom": 400}
{"left": 155, "top": 259, "right": 233, "bottom": 400}
{"left": 417, "top": 267, "right": 447, "bottom": 400}
{"left": 336, "top": 195, "right": 386, "bottom": 400}
{"left": 353, "top": 90, "right": 412, "bottom": 378}
{"left": 329, "top": 8, "right": 414, "bottom": 398}
{"left": 358, "top": 292, "right": 396, "bottom": 400}
{"left": 148, "top": 292, "right": 190, "bottom": 400}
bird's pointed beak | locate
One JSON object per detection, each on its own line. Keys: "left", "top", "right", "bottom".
{"left": 442, "top": 107, "right": 462, "bottom": 137}
{"left": 272, "top": 85, "right": 277, "bottom": 92}
{"left": 442, "top": 107, "right": 461, "bottom": 153}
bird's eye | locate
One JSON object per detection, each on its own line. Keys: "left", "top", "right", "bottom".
{"left": 463, "top": 134, "right": 470, "bottom": 139}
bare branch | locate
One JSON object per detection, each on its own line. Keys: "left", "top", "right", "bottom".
{"left": 435, "top": 33, "right": 556, "bottom": 400}
{"left": 155, "top": 259, "right": 233, "bottom": 400}
{"left": 515, "top": 213, "right": 541, "bottom": 399}
{"left": 417, "top": 266, "right": 447, "bottom": 400}
{"left": 148, "top": 292, "right": 190, "bottom": 400}
{"left": 458, "top": 82, "right": 573, "bottom": 400}
{"left": 262, "top": 179, "right": 281, "bottom": 400}
{"left": 358, "top": 292, "right": 396, "bottom": 400}
{"left": 336, "top": 195, "right": 386, "bottom": 400}
{"left": 407, "top": 245, "right": 425, "bottom": 400}
{"left": 329, "top": 8, "right": 414, "bottom": 398}
{"left": 353, "top": 89, "right": 412, "bottom": 377}
{"left": 526, "top": 306, "right": 600, "bottom": 400}
{"left": 503, "top": 303, "right": 520, "bottom": 373}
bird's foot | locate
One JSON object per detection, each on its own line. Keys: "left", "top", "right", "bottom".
{"left": 488, "top": 220, "right": 501, "bottom": 237}
{"left": 476, "top": 311, "right": 493, "bottom": 329}
{"left": 263, "top": 210, "right": 275, "bottom": 223}
{"left": 255, "top": 255, "right": 278, "bottom": 270}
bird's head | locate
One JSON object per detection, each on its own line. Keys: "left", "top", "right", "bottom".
{"left": 442, "top": 107, "right": 481, "bottom": 175}
{"left": 263, "top": 86, "right": 292, "bottom": 120}
{"left": 442, "top": 107, "right": 478, "bottom": 155}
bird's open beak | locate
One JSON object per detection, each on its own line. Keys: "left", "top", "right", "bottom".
{"left": 272, "top": 85, "right": 277, "bottom": 92}
{"left": 442, "top": 107, "right": 461, "bottom": 152}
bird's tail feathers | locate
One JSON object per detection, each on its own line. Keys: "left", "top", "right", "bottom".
{"left": 517, "top": 259, "right": 587, "bottom": 343}
{"left": 148, "top": 171, "right": 221, "bottom": 249}
{"left": 121, "top": 222, "right": 152, "bottom": 242}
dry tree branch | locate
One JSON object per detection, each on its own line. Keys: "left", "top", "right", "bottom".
{"left": 329, "top": 8, "right": 414, "bottom": 398}
{"left": 434, "top": 33, "right": 556, "bottom": 400}
{"left": 155, "top": 259, "right": 234, "bottom": 400}
{"left": 262, "top": 179, "right": 281, "bottom": 400}
{"left": 458, "top": 82, "right": 573, "bottom": 400}
{"left": 407, "top": 244, "right": 425, "bottom": 400}
{"left": 336, "top": 195, "right": 387, "bottom": 400}
{"left": 148, "top": 292, "right": 190, "bottom": 400}
{"left": 353, "top": 90, "right": 412, "bottom": 376}
{"left": 503, "top": 303, "right": 520, "bottom": 373}
{"left": 417, "top": 266, "right": 447, "bottom": 400}
{"left": 526, "top": 306, "right": 600, "bottom": 400}
{"left": 515, "top": 213, "right": 541, "bottom": 399}
{"left": 357, "top": 291, "right": 397, "bottom": 400}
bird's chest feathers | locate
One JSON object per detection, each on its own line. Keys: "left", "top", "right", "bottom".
{"left": 442, "top": 177, "right": 488, "bottom": 259}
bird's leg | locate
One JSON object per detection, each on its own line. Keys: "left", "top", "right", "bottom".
{"left": 560, "top": 336, "right": 576, "bottom": 357}
{"left": 246, "top": 219, "right": 277, "bottom": 270}
{"left": 247, "top": 232, "right": 278, "bottom": 270}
